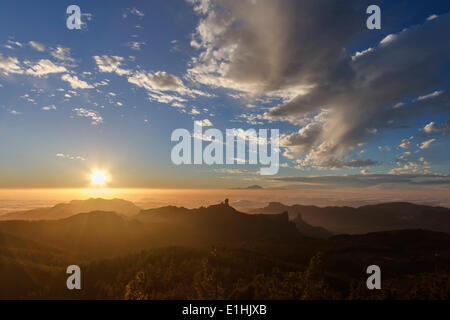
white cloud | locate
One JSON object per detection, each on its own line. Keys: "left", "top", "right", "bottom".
{"left": 0, "top": 53, "right": 23, "bottom": 75}
{"left": 417, "top": 90, "right": 443, "bottom": 101}
{"left": 50, "top": 46, "right": 75, "bottom": 62}
{"left": 419, "top": 138, "right": 436, "bottom": 149}
{"left": 130, "top": 8, "right": 144, "bottom": 17}
{"left": 128, "top": 70, "right": 186, "bottom": 93}
{"left": 7, "top": 40, "right": 22, "bottom": 48}
{"left": 171, "top": 102, "right": 185, "bottom": 108}
{"left": 73, "top": 107, "right": 103, "bottom": 125}
{"left": 25, "top": 59, "right": 67, "bottom": 77}
{"left": 123, "top": 7, "right": 145, "bottom": 18}
{"left": 9, "top": 109, "right": 21, "bottom": 115}
{"left": 126, "top": 41, "right": 146, "bottom": 51}
{"left": 61, "top": 74, "right": 93, "bottom": 89}
{"left": 351, "top": 47, "right": 373, "bottom": 60}
{"left": 186, "top": 1, "right": 450, "bottom": 169}
{"left": 29, "top": 41, "right": 45, "bottom": 52}
{"left": 56, "top": 153, "right": 85, "bottom": 161}
{"left": 93, "top": 55, "right": 131, "bottom": 76}
{"left": 147, "top": 92, "right": 187, "bottom": 104}
{"left": 424, "top": 122, "right": 435, "bottom": 133}
{"left": 200, "top": 119, "right": 213, "bottom": 126}
{"left": 423, "top": 120, "right": 450, "bottom": 136}
{"left": 399, "top": 136, "right": 414, "bottom": 149}
{"left": 42, "top": 105, "right": 56, "bottom": 111}
{"left": 94, "top": 79, "right": 110, "bottom": 87}
{"left": 427, "top": 14, "right": 438, "bottom": 21}
{"left": 389, "top": 162, "right": 431, "bottom": 175}
{"left": 190, "top": 107, "right": 201, "bottom": 115}
{"left": 380, "top": 34, "right": 398, "bottom": 45}
{"left": 128, "top": 70, "right": 210, "bottom": 102}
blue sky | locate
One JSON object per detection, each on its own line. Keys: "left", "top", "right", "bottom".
{"left": 0, "top": 0, "right": 449, "bottom": 191}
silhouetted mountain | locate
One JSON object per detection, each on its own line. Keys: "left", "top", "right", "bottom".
{"left": 0, "top": 201, "right": 300, "bottom": 258}
{"left": 136, "top": 201, "right": 300, "bottom": 243}
{"left": 293, "top": 213, "right": 333, "bottom": 239}
{"left": 0, "top": 198, "right": 140, "bottom": 221}
{"left": 0, "top": 211, "right": 153, "bottom": 257}
{"left": 1, "top": 198, "right": 450, "bottom": 299}
{"left": 249, "top": 202, "right": 450, "bottom": 234}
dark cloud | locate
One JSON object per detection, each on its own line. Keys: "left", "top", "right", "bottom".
{"left": 187, "top": 0, "right": 450, "bottom": 169}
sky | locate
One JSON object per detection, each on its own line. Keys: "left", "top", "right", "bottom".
{"left": 0, "top": 0, "right": 449, "bottom": 203}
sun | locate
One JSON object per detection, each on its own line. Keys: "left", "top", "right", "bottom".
{"left": 90, "top": 171, "right": 108, "bottom": 186}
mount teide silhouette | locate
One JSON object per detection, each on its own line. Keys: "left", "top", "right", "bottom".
{"left": 249, "top": 202, "right": 450, "bottom": 234}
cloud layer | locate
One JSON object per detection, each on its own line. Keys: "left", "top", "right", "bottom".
{"left": 187, "top": 0, "right": 450, "bottom": 169}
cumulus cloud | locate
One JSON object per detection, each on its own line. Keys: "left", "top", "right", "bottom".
{"left": 389, "top": 162, "right": 432, "bottom": 175}
{"left": 0, "top": 53, "right": 23, "bottom": 75}
{"left": 93, "top": 55, "right": 131, "bottom": 76}
{"left": 129, "top": 71, "right": 185, "bottom": 92}
{"left": 185, "top": 1, "right": 450, "bottom": 169}
{"left": 280, "top": 122, "right": 323, "bottom": 157}
{"left": 61, "top": 74, "right": 93, "bottom": 89}
{"left": 25, "top": 59, "right": 67, "bottom": 77}
{"left": 73, "top": 107, "right": 103, "bottom": 125}
{"left": 199, "top": 118, "right": 213, "bottom": 127}
{"left": 128, "top": 70, "right": 210, "bottom": 102}
{"left": 424, "top": 120, "right": 450, "bottom": 136}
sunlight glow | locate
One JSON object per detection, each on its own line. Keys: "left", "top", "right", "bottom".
{"left": 90, "top": 171, "right": 108, "bottom": 186}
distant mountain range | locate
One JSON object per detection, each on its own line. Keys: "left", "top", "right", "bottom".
{"left": 249, "top": 202, "right": 450, "bottom": 234}
{"left": 0, "top": 198, "right": 449, "bottom": 250}
{"left": 0, "top": 200, "right": 300, "bottom": 257}
{"left": 1, "top": 198, "right": 450, "bottom": 299}
{"left": 0, "top": 198, "right": 140, "bottom": 221}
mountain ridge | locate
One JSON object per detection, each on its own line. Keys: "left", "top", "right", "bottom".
{"left": 0, "top": 198, "right": 140, "bottom": 221}
{"left": 249, "top": 201, "right": 450, "bottom": 234}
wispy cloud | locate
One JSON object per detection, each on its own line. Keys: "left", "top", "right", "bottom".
{"left": 29, "top": 41, "right": 45, "bottom": 52}
{"left": 419, "top": 138, "right": 436, "bottom": 149}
